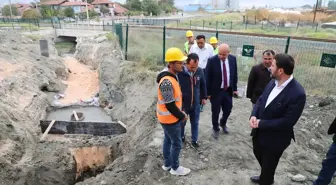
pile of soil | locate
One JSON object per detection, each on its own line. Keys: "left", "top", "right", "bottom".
{"left": 0, "top": 31, "right": 68, "bottom": 184}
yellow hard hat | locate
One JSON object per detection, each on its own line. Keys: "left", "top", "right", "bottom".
{"left": 186, "top": 30, "right": 194, "bottom": 37}
{"left": 165, "top": 47, "right": 187, "bottom": 63}
{"left": 209, "top": 37, "right": 218, "bottom": 44}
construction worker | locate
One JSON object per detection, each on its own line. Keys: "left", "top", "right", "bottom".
{"left": 177, "top": 53, "right": 207, "bottom": 148}
{"left": 184, "top": 30, "right": 195, "bottom": 55}
{"left": 156, "top": 47, "right": 191, "bottom": 176}
{"left": 209, "top": 36, "right": 219, "bottom": 55}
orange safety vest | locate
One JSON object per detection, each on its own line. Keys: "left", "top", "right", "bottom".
{"left": 157, "top": 76, "right": 183, "bottom": 124}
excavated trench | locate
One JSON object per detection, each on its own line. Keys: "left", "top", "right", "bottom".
{"left": 1, "top": 32, "right": 157, "bottom": 185}
{"left": 34, "top": 38, "right": 127, "bottom": 185}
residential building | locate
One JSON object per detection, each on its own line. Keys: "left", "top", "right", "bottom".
{"left": 61, "top": 1, "right": 93, "bottom": 14}
{"left": 42, "top": 0, "right": 67, "bottom": 10}
{"left": 91, "top": 0, "right": 127, "bottom": 16}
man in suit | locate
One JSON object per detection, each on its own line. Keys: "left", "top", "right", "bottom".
{"left": 206, "top": 43, "right": 238, "bottom": 139}
{"left": 249, "top": 53, "right": 306, "bottom": 185}
{"left": 246, "top": 50, "right": 274, "bottom": 107}
{"left": 313, "top": 117, "right": 336, "bottom": 185}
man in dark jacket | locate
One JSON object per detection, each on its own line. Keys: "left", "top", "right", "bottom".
{"left": 313, "top": 117, "right": 336, "bottom": 185}
{"left": 246, "top": 50, "right": 274, "bottom": 107}
{"left": 249, "top": 53, "right": 306, "bottom": 185}
{"left": 177, "top": 53, "right": 207, "bottom": 148}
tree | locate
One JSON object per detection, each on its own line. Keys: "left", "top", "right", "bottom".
{"left": 142, "top": 0, "right": 160, "bottom": 16}
{"left": 2, "top": 5, "right": 19, "bottom": 16}
{"left": 100, "top": 6, "right": 110, "bottom": 15}
{"left": 64, "top": 7, "right": 74, "bottom": 17}
{"left": 40, "top": 5, "right": 59, "bottom": 17}
{"left": 301, "top": 4, "right": 313, "bottom": 9}
{"left": 126, "top": 0, "right": 142, "bottom": 11}
{"left": 22, "top": 9, "right": 42, "bottom": 19}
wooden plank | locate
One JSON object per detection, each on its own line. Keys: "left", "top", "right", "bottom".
{"left": 73, "top": 110, "right": 79, "bottom": 121}
{"left": 40, "top": 120, "right": 127, "bottom": 136}
{"left": 118, "top": 120, "right": 126, "bottom": 129}
{"left": 40, "top": 120, "right": 56, "bottom": 141}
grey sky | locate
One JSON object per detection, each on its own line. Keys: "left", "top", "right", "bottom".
{"left": 0, "top": 0, "right": 328, "bottom": 8}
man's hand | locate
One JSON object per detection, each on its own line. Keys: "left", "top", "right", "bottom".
{"left": 233, "top": 91, "right": 239, "bottom": 98}
{"left": 249, "top": 116, "right": 257, "bottom": 128}
{"left": 182, "top": 111, "right": 188, "bottom": 122}
{"left": 201, "top": 99, "right": 207, "bottom": 105}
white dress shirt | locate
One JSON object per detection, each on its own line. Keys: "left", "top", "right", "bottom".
{"left": 189, "top": 43, "right": 214, "bottom": 69}
{"left": 220, "top": 58, "right": 230, "bottom": 88}
{"left": 265, "top": 75, "right": 293, "bottom": 108}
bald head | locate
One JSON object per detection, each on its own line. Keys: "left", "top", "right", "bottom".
{"left": 218, "top": 43, "right": 230, "bottom": 61}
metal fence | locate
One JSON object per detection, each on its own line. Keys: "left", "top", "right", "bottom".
{"left": 118, "top": 25, "right": 336, "bottom": 96}
{"left": 0, "top": 18, "right": 57, "bottom": 31}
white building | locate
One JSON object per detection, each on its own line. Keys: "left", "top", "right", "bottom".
{"left": 211, "top": 0, "right": 239, "bottom": 10}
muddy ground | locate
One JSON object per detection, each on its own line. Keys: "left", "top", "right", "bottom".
{"left": 0, "top": 30, "right": 335, "bottom": 185}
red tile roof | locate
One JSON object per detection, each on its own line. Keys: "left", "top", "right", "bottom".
{"left": 113, "top": 3, "right": 128, "bottom": 14}
{"left": 61, "top": 2, "right": 91, "bottom": 6}
{"left": 91, "top": 0, "right": 113, "bottom": 5}
{"left": 42, "top": 0, "right": 66, "bottom": 5}
{"left": 15, "top": 3, "right": 32, "bottom": 14}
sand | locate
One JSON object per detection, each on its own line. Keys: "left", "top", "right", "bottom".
{"left": 59, "top": 57, "right": 99, "bottom": 104}
{"left": 0, "top": 60, "right": 22, "bottom": 82}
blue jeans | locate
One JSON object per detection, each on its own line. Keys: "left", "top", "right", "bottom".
{"left": 314, "top": 143, "right": 336, "bottom": 185}
{"left": 161, "top": 121, "right": 182, "bottom": 170}
{"left": 181, "top": 104, "right": 200, "bottom": 143}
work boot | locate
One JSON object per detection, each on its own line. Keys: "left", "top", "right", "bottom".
{"left": 170, "top": 166, "right": 191, "bottom": 176}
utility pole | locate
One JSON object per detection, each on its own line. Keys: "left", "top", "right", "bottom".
{"left": 313, "top": 0, "right": 318, "bottom": 24}
{"left": 85, "top": 0, "right": 89, "bottom": 25}
{"left": 8, "top": 0, "right": 13, "bottom": 18}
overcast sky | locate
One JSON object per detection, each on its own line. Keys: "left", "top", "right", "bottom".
{"left": 0, "top": 0, "right": 329, "bottom": 8}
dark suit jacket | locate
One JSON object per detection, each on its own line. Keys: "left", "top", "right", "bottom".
{"left": 328, "top": 117, "right": 336, "bottom": 135}
{"left": 246, "top": 63, "right": 272, "bottom": 104}
{"left": 205, "top": 54, "right": 238, "bottom": 97}
{"left": 251, "top": 78, "right": 306, "bottom": 150}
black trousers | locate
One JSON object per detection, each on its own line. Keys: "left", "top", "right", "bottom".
{"left": 252, "top": 137, "right": 288, "bottom": 185}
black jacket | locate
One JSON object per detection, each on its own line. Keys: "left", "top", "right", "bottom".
{"left": 251, "top": 78, "right": 306, "bottom": 150}
{"left": 328, "top": 117, "right": 336, "bottom": 143}
{"left": 206, "top": 54, "right": 238, "bottom": 97}
{"left": 177, "top": 66, "right": 207, "bottom": 111}
{"left": 246, "top": 63, "right": 272, "bottom": 104}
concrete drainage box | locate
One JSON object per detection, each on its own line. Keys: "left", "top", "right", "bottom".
{"left": 40, "top": 120, "right": 126, "bottom": 136}
{"left": 41, "top": 107, "right": 126, "bottom": 136}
